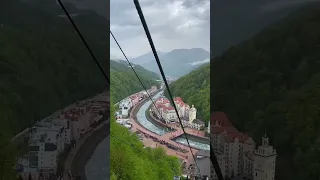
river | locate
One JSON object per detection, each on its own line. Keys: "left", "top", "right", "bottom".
{"left": 136, "top": 91, "right": 209, "bottom": 150}
{"left": 85, "top": 136, "right": 110, "bottom": 180}
{"left": 85, "top": 91, "right": 209, "bottom": 179}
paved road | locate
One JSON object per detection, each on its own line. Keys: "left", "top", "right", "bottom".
{"left": 63, "top": 120, "right": 109, "bottom": 180}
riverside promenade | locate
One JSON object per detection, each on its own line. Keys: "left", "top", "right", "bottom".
{"left": 128, "top": 95, "right": 199, "bottom": 167}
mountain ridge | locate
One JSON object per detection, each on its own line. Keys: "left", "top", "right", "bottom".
{"left": 131, "top": 48, "right": 209, "bottom": 78}
{"left": 164, "top": 63, "right": 210, "bottom": 125}
{"left": 211, "top": 6, "right": 320, "bottom": 180}
{"left": 110, "top": 60, "right": 159, "bottom": 102}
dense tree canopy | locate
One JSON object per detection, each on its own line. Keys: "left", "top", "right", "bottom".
{"left": 110, "top": 96, "right": 181, "bottom": 179}
{"left": 164, "top": 64, "right": 210, "bottom": 125}
{"left": 110, "top": 60, "right": 159, "bottom": 103}
{"left": 110, "top": 60, "right": 160, "bottom": 80}
{"left": 110, "top": 105, "right": 181, "bottom": 180}
{"left": 211, "top": 6, "right": 320, "bottom": 180}
{"left": 110, "top": 55, "right": 181, "bottom": 179}
{"left": 0, "top": 0, "right": 108, "bottom": 178}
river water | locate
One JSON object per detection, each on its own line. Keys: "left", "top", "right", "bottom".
{"left": 85, "top": 136, "right": 110, "bottom": 180}
{"left": 85, "top": 91, "right": 209, "bottom": 179}
{"left": 136, "top": 91, "right": 168, "bottom": 135}
{"left": 135, "top": 91, "right": 209, "bottom": 150}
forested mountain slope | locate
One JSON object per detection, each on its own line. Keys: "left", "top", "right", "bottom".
{"left": 109, "top": 60, "right": 181, "bottom": 180}
{"left": 0, "top": 0, "right": 108, "bottom": 178}
{"left": 110, "top": 100, "right": 181, "bottom": 180}
{"left": 110, "top": 60, "right": 159, "bottom": 80}
{"left": 0, "top": 0, "right": 108, "bottom": 142}
{"left": 110, "top": 60, "right": 159, "bottom": 103}
{"left": 211, "top": 6, "right": 320, "bottom": 180}
{"left": 164, "top": 64, "right": 210, "bottom": 125}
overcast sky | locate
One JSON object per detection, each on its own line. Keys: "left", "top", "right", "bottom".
{"left": 110, "top": 0, "right": 210, "bottom": 59}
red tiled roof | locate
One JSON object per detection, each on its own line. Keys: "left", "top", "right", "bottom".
{"left": 163, "top": 99, "right": 170, "bottom": 103}
{"left": 211, "top": 111, "right": 233, "bottom": 127}
{"left": 174, "top": 97, "right": 184, "bottom": 103}
{"left": 223, "top": 133, "right": 251, "bottom": 143}
{"left": 210, "top": 112, "right": 254, "bottom": 144}
{"left": 224, "top": 126, "right": 239, "bottom": 134}
{"left": 164, "top": 106, "right": 175, "bottom": 111}
{"left": 238, "top": 133, "right": 250, "bottom": 143}
{"left": 156, "top": 104, "right": 166, "bottom": 109}
{"left": 211, "top": 127, "right": 224, "bottom": 134}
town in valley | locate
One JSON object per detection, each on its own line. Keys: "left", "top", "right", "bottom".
{"left": 115, "top": 81, "right": 277, "bottom": 180}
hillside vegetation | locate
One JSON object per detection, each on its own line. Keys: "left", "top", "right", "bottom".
{"left": 110, "top": 60, "right": 159, "bottom": 103}
{"left": 110, "top": 101, "right": 181, "bottom": 180}
{"left": 110, "top": 60, "right": 159, "bottom": 80}
{"left": 211, "top": 6, "right": 320, "bottom": 180}
{"left": 0, "top": 0, "right": 107, "bottom": 178}
{"left": 164, "top": 64, "right": 210, "bottom": 125}
{"left": 109, "top": 63, "right": 181, "bottom": 179}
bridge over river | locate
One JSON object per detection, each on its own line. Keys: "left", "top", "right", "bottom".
{"left": 131, "top": 91, "right": 210, "bottom": 151}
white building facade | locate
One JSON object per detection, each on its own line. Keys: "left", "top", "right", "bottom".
{"left": 210, "top": 112, "right": 276, "bottom": 180}
{"left": 188, "top": 105, "right": 197, "bottom": 123}
{"left": 253, "top": 134, "right": 277, "bottom": 180}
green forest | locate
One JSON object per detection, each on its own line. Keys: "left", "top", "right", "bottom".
{"left": 110, "top": 60, "right": 159, "bottom": 80}
{"left": 110, "top": 60, "right": 159, "bottom": 103}
{"left": 164, "top": 64, "right": 210, "bottom": 125}
{"left": 109, "top": 65, "right": 181, "bottom": 179}
{"left": 211, "top": 6, "right": 320, "bottom": 180}
{"left": 0, "top": 0, "right": 108, "bottom": 179}
{"left": 110, "top": 101, "right": 181, "bottom": 180}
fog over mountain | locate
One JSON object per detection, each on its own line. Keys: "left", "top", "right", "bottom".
{"left": 130, "top": 48, "right": 209, "bottom": 78}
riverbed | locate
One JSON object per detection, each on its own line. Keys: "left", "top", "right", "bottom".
{"left": 135, "top": 91, "right": 210, "bottom": 150}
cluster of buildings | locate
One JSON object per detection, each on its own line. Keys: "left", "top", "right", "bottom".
{"left": 115, "top": 118, "right": 133, "bottom": 129}
{"left": 118, "top": 86, "right": 158, "bottom": 118}
{"left": 152, "top": 96, "right": 204, "bottom": 130}
{"left": 205, "top": 112, "right": 277, "bottom": 180}
{"left": 16, "top": 92, "right": 109, "bottom": 180}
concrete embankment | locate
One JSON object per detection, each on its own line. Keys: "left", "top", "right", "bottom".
{"left": 71, "top": 122, "right": 110, "bottom": 180}
{"left": 130, "top": 90, "right": 161, "bottom": 127}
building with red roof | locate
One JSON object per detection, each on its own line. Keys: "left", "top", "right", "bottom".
{"left": 129, "top": 94, "right": 139, "bottom": 107}
{"left": 210, "top": 111, "right": 256, "bottom": 179}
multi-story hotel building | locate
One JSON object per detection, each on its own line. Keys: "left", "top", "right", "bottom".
{"left": 210, "top": 112, "right": 276, "bottom": 180}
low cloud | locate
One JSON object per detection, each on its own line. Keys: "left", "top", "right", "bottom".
{"left": 110, "top": 0, "right": 210, "bottom": 58}
{"left": 188, "top": 58, "right": 209, "bottom": 66}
